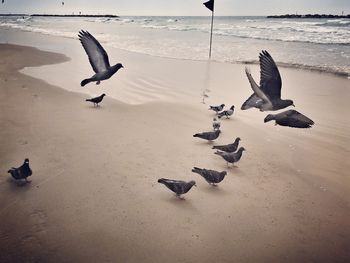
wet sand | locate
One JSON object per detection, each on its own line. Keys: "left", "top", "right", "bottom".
{"left": 0, "top": 43, "right": 349, "bottom": 263}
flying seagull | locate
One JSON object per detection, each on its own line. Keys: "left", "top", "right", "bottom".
{"left": 214, "top": 147, "right": 246, "bottom": 167}
{"left": 158, "top": 178, "right": 196, "bottom": 198}
{"left": 78, "top": 30, "right": 124, "bottom": 87}
{"left": 218, "top": 105, "right": 235, "bottom": 119}
{"left": 212, "top": 118, "right": 221, "bottom": 130}
{"left": 212, "top": 137, "right": 241, "bottom": 153}
{"left": 192, "top": 167, "right": 227, "bottom": 186}
{"left": 264, "top": 109, "right": 314, "bottom": 128}
{"left": 209, "top": 104, "right": 225, "bottom": 114}
{"left": 242, "top": 50, "right": 294, "bottom": 111}
{"left": 85, "top": 93, "right": 106, "bottom": 106}
{"left": 8, "top": 158, "right": 32, "bottom": 183}
{"left": 193, "top": 130, "right": 220, "bottom": 142}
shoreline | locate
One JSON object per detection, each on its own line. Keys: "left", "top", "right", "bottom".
{"left": 0, "top": 19, "right": 349, "bottom": 78}
{"left": 1, "top": 42, "right": 349, "bottom": 263}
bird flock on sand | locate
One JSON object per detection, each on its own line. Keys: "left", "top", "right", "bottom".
{"left": 159, "top": 99, "right": 244, "bottom": 198}
{"left": 8, "top": 30, "right": 314, "bottom": 201}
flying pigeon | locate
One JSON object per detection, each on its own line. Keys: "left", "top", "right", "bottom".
{"left": 214, "top": 147, "right": 246, "bottom": 166}
{"left": 218, "top": 105, "right": 235, "bottom": 119}
{"left": 212, "top": 118, "right": 221, "bottom": 130}
{"left": 193, "top": 130, "right": 220, "bottom": 142}
{"left": 8, "top": 158, "right": 32, "bottom": 183}
{"left": 78, "top": 30, "right": 124, "bottom": 86}
{"left": 158, "top": 178, "right": 196, "bottom": 198}
{"left": 212, "top": 137, "right": 241, "bottom": 153}
{"left": 209, "top": 104, "right": 225, "bottom": 114}
{"left": 264, "top": 109, "right": 314, "bottom": 128}
{"left": 85, "top": 93, "right": 106, "bottom": 106}
{"left": 192, "top": 167, "right": 227, "bottom": 186}
{"left": 242, "top": 50, "right": 294, "bottom": 111}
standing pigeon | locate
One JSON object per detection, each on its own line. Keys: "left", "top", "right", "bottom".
{"left": 8, "top": 158, "right": 32, "bottom": 183}
{"left": 212, "top": 118, "right": 221, "bottom": 131}
{"left": 193, "top": 130, "right": 220, "bottom": 142}
{"left": 242, "top": 50, "right": 294, "bottom": 111}
{"left": 85, "top": 93, "right": 106, "bottom": 106}
{"left": 212, "top": 137, "right": 241, "bottom": 153}
{"left": 192, "top": 167, "right": 227, "bottom": 186}
{"left": 214, "top": 147, "right": 246, "bottom": 166}
{"left": 218, "top": 105, "right": 235, "bottom": 119}
{"left": 209, "top": 104, "right": 225, "bottom": 114}
{"left": 264, "top": 109, "right": 314, "bottom": 128}
{"left": 158, "top": 178, "right": 196, "bottom": 198}
{"left": 79, "top": 30, "right": 124, "bottom": 87}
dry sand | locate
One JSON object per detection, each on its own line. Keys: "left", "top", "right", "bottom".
{"left": 0, "top": 44, "right": 349, "bottom": 263}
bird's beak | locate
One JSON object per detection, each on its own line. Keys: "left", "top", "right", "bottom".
{"left": 292, "top": 103, "right": 295, "bottom": 107}
{"left": 194, "top": 184, "right": 197, "bottom": 187}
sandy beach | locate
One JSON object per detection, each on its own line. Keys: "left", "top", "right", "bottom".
{"left": 0, "top": 38, "right": 349, "bottom": 263}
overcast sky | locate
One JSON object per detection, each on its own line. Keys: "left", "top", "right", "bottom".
{"left": 0, "top": 0, "right": 349, "bottom": 16}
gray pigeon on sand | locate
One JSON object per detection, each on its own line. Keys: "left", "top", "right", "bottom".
{"left": 214, "top": 147, "right": 246, "bottom": 166}
{"left": 8, "top": 158, "right": 32, "bottom": 183}
{"left": 242, "top": 50, "right": 294, "bottom": 111}
{"left": 158, "top": 178, "right": 196, "bottom": 198}
{"left": 209, "top": 104, "right": 225, "bottom": 114}
{"left": 193, "top": 130, "right": 220, "bottom": 142}
{"left": 212, "top": 118, "right": 221, "bottom": 131}
{"left": 79, "top": 30, "right": 124, "bottom": 86}
{"left": 85, "top": 93, "right": 106, "bottom": 106}
{"left": 192, "top": 167, "right": 227, "bottom": 186}
{"left": 218, "top": 105, "right": 235, "bottom": 119}
{"left": 212, "top": 137, "right": 241, "bottom": 153}
{"left": 264, "top": 109, "right": 314, "bottom": 128}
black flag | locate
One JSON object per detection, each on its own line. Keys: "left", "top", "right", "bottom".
{"left": 203, "top": 0, "right": 214, "bottom": 12}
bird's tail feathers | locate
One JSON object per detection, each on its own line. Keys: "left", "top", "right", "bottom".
{"left": 81, "top": 78, "right": 93, "bottom": 87}
{"left": 85, "top": 98, "right": 92, "bottom": 102}
{"left": 192, "top": 167, "right": 202, "bottom": 173}
{"left": 193, "top": 134, "right": 199, "bottom": 137}
{"left": 158, "top": 178, "right": 166, "bottom": 184}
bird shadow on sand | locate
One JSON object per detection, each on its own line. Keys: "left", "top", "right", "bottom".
{"left": 200, "top": 184, "right": 230, "bottom": 196}
{"left": 6, "top": 177, "right": 31, "bottom": 191}
{"left": 162, "top": 195, "right": 198, "bottom": 211}
{"left": 86, "top": 105, "right": 104, "bottom": 110}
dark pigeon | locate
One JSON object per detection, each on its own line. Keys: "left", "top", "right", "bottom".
{"left": 218, "top": 105, "right": 235, "bottom": 119}
{"left": 85, "top": 93, "right": 106, "bottom": 106}
{"left": 209, "top": 104, "right": 225, "bottom": 114}
{"left": 79, "top": 30, "right": 124, "bottom": 87}
{"left": 214, "top": 147, "right": 246, "bottom": 166}
{"left": 264, "top": 109, "right": 314, "bottom": 128}
{"left": 192, "top": 167, "right": 227, "bottom": 186}
{"left": 242, "top": 50, "right": 294, "bottom": 111}
{"left": 212, "top": 118, "right": 220, "bottom": 131}
{"left": 212, "top": 137, "right": 241, "bottom": 153}
{"left": 193, "top": 130, "right": 220, "bottom": 141}
{"left": 8, "top": 158, "right": 32, "bottom": 183}
{"left": 158, "top": 178, "right": 196, "bottom": 198}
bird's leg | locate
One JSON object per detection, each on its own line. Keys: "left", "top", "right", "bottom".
{"left": 96, "top": 81, "right": 100, "bottom": 85}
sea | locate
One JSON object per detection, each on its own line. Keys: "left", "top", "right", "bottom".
{"left": 0, "top": 15, "right": 349, "bottom": 77}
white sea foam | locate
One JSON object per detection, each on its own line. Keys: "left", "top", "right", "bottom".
{"left": 0, "top": 15, "right": 349, "bottom": 76}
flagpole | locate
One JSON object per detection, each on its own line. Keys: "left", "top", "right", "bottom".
{"left": 209, "top": 9, "right": 214, "bottom": 59}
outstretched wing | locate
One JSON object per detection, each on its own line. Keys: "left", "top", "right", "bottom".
{"left": 245, "top": 67, "right": 272, "bottom": 107}
{"left": 241, "top": 93, "right": 264, "bottom": 110}
{"left": 288, "top": 110, "right": 314, "bottom": 124}
{"left": 278, "top": 110, "right": 314, "bottom": 128}
{"left": 78, "top": 30, "right": 110, "bottom": 73}
{"left": 259, "top": 50, "right": 282, "bottom": 99}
